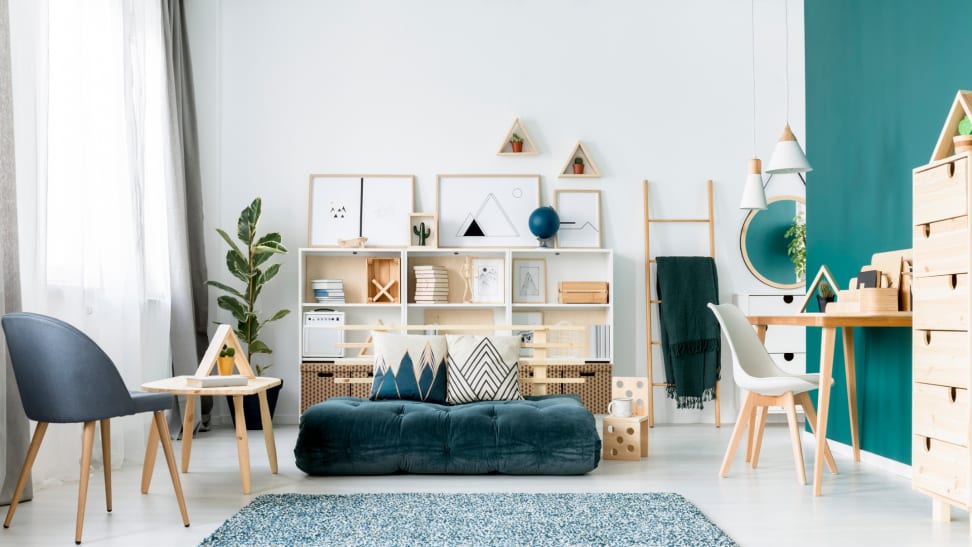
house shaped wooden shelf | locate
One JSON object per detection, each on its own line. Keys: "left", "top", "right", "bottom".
{"left": 931, "top": 90, "right": 972, "bottom": 162}
{"left": 497, "top": 117, "right": 539, "bottom": 155}
{"left": 558, "top": 141, "right": 601, "bottom": 178}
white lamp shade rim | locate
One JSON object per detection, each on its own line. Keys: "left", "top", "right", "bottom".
{"left": 766, "top": 138, "right": 813, "bottom": 174}
{"left": 739, "top": 172, "right": 767, "bottom": 210}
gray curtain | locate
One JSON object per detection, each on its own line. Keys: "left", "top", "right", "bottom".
{"left": 0, "top": 0, "right": 32, "bottom": 506}
{"left": 161, "top": 0, "right": 211, "bottom": 437}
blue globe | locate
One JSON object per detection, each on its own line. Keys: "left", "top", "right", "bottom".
{"left": 528, "top": 206, "right": 560, "bottom": 239}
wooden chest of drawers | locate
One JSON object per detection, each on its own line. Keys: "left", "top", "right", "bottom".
{"left": 913, "top": 152, "right": 972, "bottom": 515}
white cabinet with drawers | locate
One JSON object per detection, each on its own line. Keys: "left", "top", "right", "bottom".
{"left": 734, "top": 293, "right": 806, "bottom": 411}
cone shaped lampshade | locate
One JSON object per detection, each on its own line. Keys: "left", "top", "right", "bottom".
{"left": 766, "top": 124, "right": 812, "bottom": 174}
{"left": 740, "top": 158, "right": 767, "bottom": 210}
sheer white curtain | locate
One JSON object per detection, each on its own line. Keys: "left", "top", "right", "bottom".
{"left": 11, "top": 0, "right": 173, "bottom": 485}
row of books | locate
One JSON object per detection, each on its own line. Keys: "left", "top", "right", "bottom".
{"left": 589, "top": 324, "right": 612, "bottom": 361}
{"left": 311, "top": 279, "right": 345, "bottom": 304}
{"left": 413, "top": 265, "right": 448, "bottom": 303}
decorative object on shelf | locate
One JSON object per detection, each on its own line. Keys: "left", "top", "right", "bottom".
{"left": 336, "top": 236, "right": 367, "bottom": 248}
{"left": 528, "top": 206, "right": 560, "bottom": 248}
{"left": 413, "top": 265, "right": 449, "bottom": 304}
{"left": 559, "top": 141, "right": 601, "bottom": 178}
{"left": 739, "top": 0, "right": 767, "bottom": 211}
{"left": 311, "top": 279, "right": 345, "bottom": 304}
{"left": 461, "top": 256, "right": 473, "bottom": 303}
{"left": 816, "top": 280, "right": 835, "bottom": 312}
{"left": 308, "top": 174, "right": 414, "bottom": 247}
{"left": 740, "top": 195, "right": 806, "bottom": 290}
{"left": 436, "top": 174, "right": 541, "bottom": 248}
{"left": 497, "top": 117, "right": 538, "bottom": 155}
{"left": 558, "top": 281, "right": 609, "bottom": 304}
{"left": 367, "top": 257, "right": 400, "bottom": 303}
{"left": 956, "top": 116, "right": 972, "bottom": 155}
{"left": 218, "top": 345, "right": 236, "bottom": 376}
{"left": 408, "top": 212, "right": 438, "bottom": 247}
{"left": 471, "top": 257, "right": 504, "bottom": 303}
{"left": 798, "top": 264, "right": 840, "bottom": 312}
{"left": 765, "top": 0, "right": 812, "bottom": 178}
{"left": 512, "top": 311, "right": 543, "bottom": 357}
{"left": 512, "top": 258, "right": 546, "bottom": 303}
{"left": 930, "top": 90, "right": 972, "bottom": 161}
{"left": 412, "top": 222, "right": 431, "bottom": 246}
{"left": 208, "top": 197, "right": 290, "bottom": 377}
{"left": 554, "top": 189, "right": 602, "bottom": 249}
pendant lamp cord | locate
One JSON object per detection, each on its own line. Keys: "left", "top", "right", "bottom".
{"left": 784, "top": 0, "right": 790, "bottom": 124}
{"left": 751, "top": 0, "right": 757, "bottom": 157}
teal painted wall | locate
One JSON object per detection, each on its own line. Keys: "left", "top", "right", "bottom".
{"left": 806, "top": 1, "right": 972, "bottom": 464}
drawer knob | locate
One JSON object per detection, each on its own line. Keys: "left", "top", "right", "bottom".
{"left": 924, "top": 330, "right": 932, "bottom": 345}
{"left": 951, "top": 274, "right": 959, "bottom": 290}
{"left": 783, "top": 295, "right": 794, "bottom": 304}
{"left": 920, "top": 224, "right": 931, "bottom": 238}
{"left": 948, "top": 161, "right": 956, "bottom": 177}
{"left": 925, "top": 436, "right": 932, "bottom": 452}
{"left": 951, "top": 386, "right": 958, "bottom": 403}
{"left": 783, "top": 353, "right": 795, "bottom": 361}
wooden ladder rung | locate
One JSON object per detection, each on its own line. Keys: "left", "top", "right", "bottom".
{"left": 649, "top": 218, "right": 711, "bottom": 223}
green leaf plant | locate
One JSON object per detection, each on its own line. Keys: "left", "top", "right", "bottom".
{"left": 784, "top": 212, "right": 807, "bottom": 281}
{"left": 208, "top": 197, "right": 290, "bottom": 375}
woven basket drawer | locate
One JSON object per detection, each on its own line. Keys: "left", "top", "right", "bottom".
{"left": 300, "top": 362, "right": 351, "bottom": 414}
{"left": 552, "top": 363, "right": 613, "bottom": 414}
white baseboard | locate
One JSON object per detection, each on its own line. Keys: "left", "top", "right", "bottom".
{"left": 800, "top": 430, "right": 911, "bottom": 479}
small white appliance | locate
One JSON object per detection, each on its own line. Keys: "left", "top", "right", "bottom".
{"left": 302, "top": 311, "right": 345, "bottom": 358}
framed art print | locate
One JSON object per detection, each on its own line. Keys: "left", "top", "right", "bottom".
{"left": 512, "top": 258, "right": 546, "bottom": 303}
{"left": 436, "top": 174, "right": 541, "bottom": 248}
{"left": 308, "top": 175, "right": 414, "bottom": 247}
{"left": 471, "top": 257, "right": 504, "bottom": 303}
{"left": 555, "top": 189, "right": 601, "bottom": 249}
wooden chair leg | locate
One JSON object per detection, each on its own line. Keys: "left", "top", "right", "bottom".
{"left": 141, "top": 413, "right": 160, "bottom": 494}
{"left": 751, "top": 405, "right": 768, "bottom": 469}
{"left": 720, "top": 392, "right": 755, "bottom": 477}
{"left": 783, "top": 392, "right": 807, "bottom": 485}
{"left": 76, "top": 421, "right": 96, "bottom": 544}
{"left": 100, "top": 419, "right": 112, "bottom": 513}
{"left": 4, "top": 422, "right": 48, "bottom": 529}
{"left": 797, "top": 392, "right": 838, "bottom": 474}
{"left": 153, "top": 411, "right": 190, "bottom": 527}
{"left": 745, "top": 397, "right": 757, "bottom": 463}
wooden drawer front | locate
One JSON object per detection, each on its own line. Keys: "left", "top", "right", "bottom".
{"left": 913, "top": 383, "right": 970, "bottom": 446}
{"left": 914, "top": 216, "right": 969, "bottom": 278}
{"left": 914, "top": 330, "right": 970, "bottom": 389}
{"left": 915, "top": 158, "right": 968, "bottom": 225}
{"left": 913, "top": 435, "right": 969, "bottom": 504}
{"left": 913, "top": 274, "right": 969, "bottom": 331}
{"left": 770, "top": 352, "right": 806, "bottom": 376}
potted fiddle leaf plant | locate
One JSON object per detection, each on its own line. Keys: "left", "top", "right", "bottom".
{"left": 573, "top": 157, "right": 585, "bottom": 174}
{"left": 208, "top": 197, "right": 290, "bottom": 430}
{"left": 510, "top": 133, "right": 524, "bottom": 153}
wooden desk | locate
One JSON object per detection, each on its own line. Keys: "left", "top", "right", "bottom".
{"left": 140, "top": 376, "right": 281, "bottom": 494}
{"left": 747, "top": 312, "right": 912, "bottom": 496}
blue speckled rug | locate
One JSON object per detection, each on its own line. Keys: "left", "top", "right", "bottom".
{"left": 200, "top": 492, "right": 737, "bottom": 546}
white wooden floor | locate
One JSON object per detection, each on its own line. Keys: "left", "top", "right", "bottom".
{"left": 1, "top": 421, "right": 968, "bottom": 546}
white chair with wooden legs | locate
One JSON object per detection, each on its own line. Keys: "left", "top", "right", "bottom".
{"left": 707, "top": 303, "right": 837, "bottom": 485}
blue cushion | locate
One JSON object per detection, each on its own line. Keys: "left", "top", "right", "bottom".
{"left": 294, "top": 395, "right": 601, "bottom": 475}
{"left": 130, "top": 391, "right": 174, "bottom": 413}
{"left": 369, "top": 333, "right": 447, "bottom": 403}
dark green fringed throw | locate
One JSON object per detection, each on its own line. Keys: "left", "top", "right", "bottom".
{"left": 656, "top": 256, "right": 720, "bottom": 409}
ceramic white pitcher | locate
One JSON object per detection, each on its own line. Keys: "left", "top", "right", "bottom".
{"left": 606, "top": 397, "right": 633, "bottom": 417}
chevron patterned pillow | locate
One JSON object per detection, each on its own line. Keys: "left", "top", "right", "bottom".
{"left": 445, "top": 335, "right": 523, "bottom": 404}
{"left": 370, "top": 333, "right": 448, "bottom": 403}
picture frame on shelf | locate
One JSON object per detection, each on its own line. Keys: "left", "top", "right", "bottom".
{"left": 512, "top": 258, "right": 546, "bottom": 303}
{"left": 554, "top": 189, "right": 602, "bottom": 249}
{"left": 436, "top": 174, "right": 541, "bottom": 248}
{"left": 308, "top": 174, "right": 414, "bottom": 247}
{"left": 409, "top": 212, "right": 438, "bottom": 248}
{"left": 471, "top": 257, "right": 505, "bottom": 303}
{"left": 512, "top": 311, "right": 544, "bottom": 358}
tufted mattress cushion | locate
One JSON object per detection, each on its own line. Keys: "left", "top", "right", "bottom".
{"left": 294, "top": 395, "right": 601, "bottom": 475}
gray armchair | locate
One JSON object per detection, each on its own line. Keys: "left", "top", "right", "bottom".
{"left": 1, "top": 312, "right": 189, "bottom": 544}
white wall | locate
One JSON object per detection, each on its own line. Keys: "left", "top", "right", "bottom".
{"left": 187, "top": 0, "right": 806, "bottom": 425}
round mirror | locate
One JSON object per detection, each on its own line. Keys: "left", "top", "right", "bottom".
{"left": 740, "top": 195, "right": 805, "bottom": 290}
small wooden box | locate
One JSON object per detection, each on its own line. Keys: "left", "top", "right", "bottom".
{"left": 366, "top": 257, "right": 401, "bottom": 303}
{"left": 602, "top": 415, "right": 649, "bottom": 461}
{"left": 557, "top": 281, "right": 608, "bottom": 304}
{"left": 859, "top": 288, "right": 899, "bottom": 312}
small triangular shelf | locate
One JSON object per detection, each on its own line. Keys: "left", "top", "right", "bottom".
{"left": 931, "top": 90, "right": 972, "bottom": 162}
{"left": 558, "top": 141, "right": 601, "bottom": 178}
{"left": 497, "top": 117, "right": 539, "bottom": 155}
{"left": 195, "top": 324, "right": 256, "bottom": 378}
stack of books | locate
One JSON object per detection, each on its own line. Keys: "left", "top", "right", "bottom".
{"left": 413, "top": 265, "right": 449, "bottom": 303}
{"left": 311, "top": 279, "right": 345, "bottom": 304}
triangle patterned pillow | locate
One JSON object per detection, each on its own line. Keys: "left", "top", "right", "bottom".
{"left": 370, "top": 332, "right": 448, "bottom": 403}
{"left": 445, "top": 334, "right": 523, "bottom": 404}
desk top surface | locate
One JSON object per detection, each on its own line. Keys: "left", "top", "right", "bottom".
{"left": 748, "top": 312, "right": 912, "bottom": 328}
{"left": 141, "top": 376, "right": 281, "bottom": 396}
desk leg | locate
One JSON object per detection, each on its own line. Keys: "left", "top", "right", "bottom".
{"left": 141, "top": 415, "right": 160, "bottom": 493}
{"left": 842, "top": 327, "right": 860, "bottom": 462}
{"left": 814, "top": 326, "right": 837, "bottom": 497}
{"left": 233, "top": 395, "right": 252, "bottom": 494}
{"left": 181, "top": 396, "right": 194, "bottom": 473}
{"left": 258, "top": 391, "right": 278, "bottom": 474}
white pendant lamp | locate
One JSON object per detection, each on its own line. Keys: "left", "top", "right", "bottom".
{"left": 740, "top": 158, "right": 767, "bottom": 210}
{"left": 765, "top": 0, "right": 812, "bottom": 175}
{"left": 740, "top": 0, "right": 767, "bottom": 210}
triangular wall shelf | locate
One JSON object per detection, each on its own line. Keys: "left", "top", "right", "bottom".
{"left": 931, "top": 90, "right": 972, "bottom": 162}
{"left": 558, "top": 141, "right": 601, "bottom": 178}
{"left": 497, "top": 117, "right": 539, "bottom": 155}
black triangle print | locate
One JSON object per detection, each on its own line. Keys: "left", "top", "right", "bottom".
{"left": 463, "top": 219, "right": 486, "bottom": 237}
